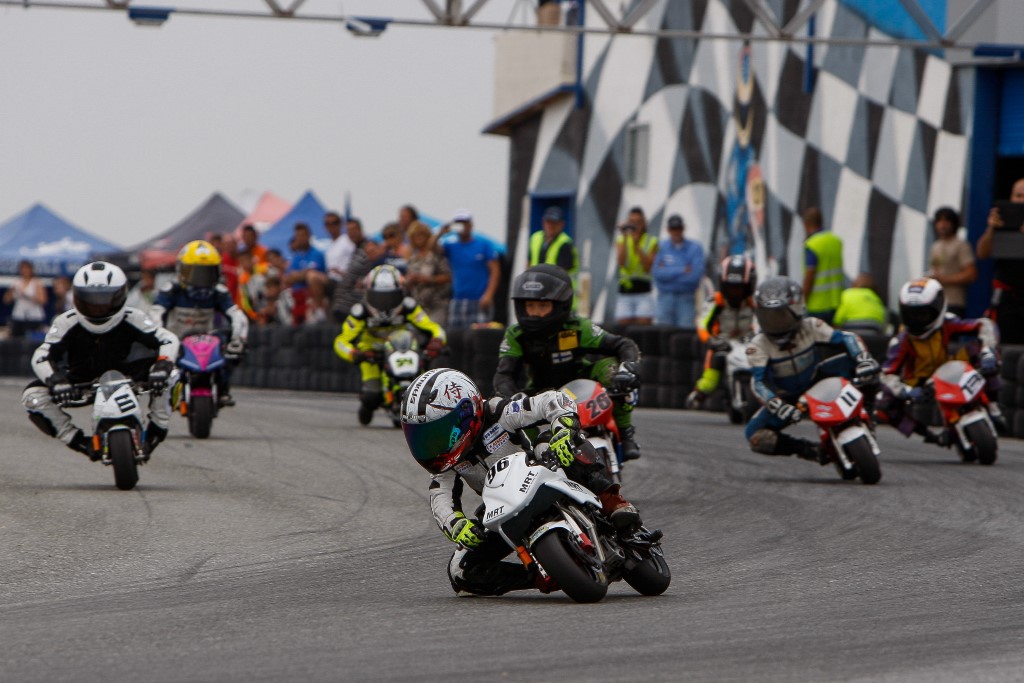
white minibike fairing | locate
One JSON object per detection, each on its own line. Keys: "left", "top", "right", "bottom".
{"left": 88, "top": 370, "right": 149, "bottom": 490}
{"left": 475, "top": 431, "right": 670, "bottom": 603}
{"left": 725, "top": 338, "right": 756, "bottom": 424}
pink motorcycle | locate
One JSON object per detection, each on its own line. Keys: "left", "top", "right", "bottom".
{"left": 177, "top": 334, "right": 226, "bottom": 439}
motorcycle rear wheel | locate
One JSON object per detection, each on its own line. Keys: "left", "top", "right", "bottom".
{"left": 965, "top": 421, "right": 997, "bottom": 465}
{"left": 188, "top": 395, "right": 214, "bottom": 439}
{"left": 109, "top": 430, "right": 139, "bottom": 491}
{"left": 533, "top": 530, "right": 608, "bottom": 603}
{"left": 623, "top": 552, "right": 671, "bottom": 596}
{"left": 844, "top": 435, "right": 881, "bottom": 485}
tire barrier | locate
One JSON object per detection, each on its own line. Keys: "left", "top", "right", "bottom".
{"left": 3, "top": 330, "right": 1021, "bottom": 438}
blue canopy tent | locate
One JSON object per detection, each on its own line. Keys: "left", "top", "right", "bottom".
{"left": 0, "top": 204, "right": 121, "bottom": 277}
{"left": 260, "top": 191, "right": 329, "bottom": 256}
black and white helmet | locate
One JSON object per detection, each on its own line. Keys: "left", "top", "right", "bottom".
{"left": 899, "top": 277, "right": 946, "bottom": 339}
{"left": 511, "top": 264, "right": 574, "bottom": 336}
{"left": 754, "top": 277, "right": 805, "bottom": 347}
{"left": 364, "top": 265, "right": 405, "bottom": 318}
{"left": 401, "top": 368, "right": 484, "bottom": 475}
{"left": 72, "top": 261, "right": 129, "bottom": 334}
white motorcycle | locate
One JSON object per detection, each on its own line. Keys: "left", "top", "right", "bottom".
{"left": 67, "top": 370, "right": 152, "bottom": 490}
{"left": 479, "top": 431, "right": 670, "bottom": 603}
{"left": 380, "top": 329, "right": 426, "bottom": 429}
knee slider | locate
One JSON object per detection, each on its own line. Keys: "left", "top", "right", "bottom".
{"left": 749, "top": 429, "right": 780, "bottom": 455}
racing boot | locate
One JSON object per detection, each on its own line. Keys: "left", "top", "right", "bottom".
{"left": 987, "top": 403, "right": 1008, "bottom": 436}
{"left": 684, "top": 390, "right": 707, "bottom": 411}
{"left": 760, "top": 431, "right": 827, "bottom": 465}
{"left": 793, "top": 438, "right": 829, "bottom": 465}
{"left": 142, "top": 424, "right": 168, "bottom": 460}
{"left": 68, "top": 429, "right": 100, "bottom": 461}
{"left": 218, "top": 393, "right": 236, "bottom": 408}
{"left": 598, "top": 486, "right": 641, "bottom": 531}
{"left": 620, "top": 425, "right": 641, "bottom": 461}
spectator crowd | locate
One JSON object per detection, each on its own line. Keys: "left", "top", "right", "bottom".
{"left": 4, "top": 183, "right": 1024, "bottom": 347}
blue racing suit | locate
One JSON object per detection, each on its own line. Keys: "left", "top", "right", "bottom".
{"left": 152, "top": 282, "right": 249, "bottom": 398}
{"left": 744, "top": 317, "right": 875, "bottom": 455}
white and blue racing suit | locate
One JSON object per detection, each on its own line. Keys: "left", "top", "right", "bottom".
{"left": 745, "top": 317, "right": 873, "bottom": 453}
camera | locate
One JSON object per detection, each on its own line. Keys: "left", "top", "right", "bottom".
{"left": 620, "top": 224, "right": 636, "bottom": 233}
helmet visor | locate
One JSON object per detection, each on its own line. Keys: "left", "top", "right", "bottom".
{"left": 182, "top": 264, "right": 220, "bottom": 290}
{"left": 402, "top": 397, "right": 477, "bottom": 473}
{"left": 367, "top": 289, "right": 403, "bottom": 314}
{"left": 756, "top": 306, "right": 798, "bottom": 337}
{"left": 74, "top": 285, "right": 127, "bottom": 322}
{"left": 901, "top": 305, "right": 938, "bottom": 336}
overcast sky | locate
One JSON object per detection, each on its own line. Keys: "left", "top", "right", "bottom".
{"left": 0, "top": 1, "right": 529, "bottom": 246}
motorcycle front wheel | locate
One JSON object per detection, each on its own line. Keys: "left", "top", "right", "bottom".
{"left": 965, "top": 421, "right": 997, "bottom": 465}
{"left": 623, "top": 551, "right": 671, "bottom": 596}
{"left": 844, "top": 435, "right": 881, "bottom": 485}
{"left": 108, "top": 430, "right": 139, "bottom": 491}
{"left": 188, "top": 395, "right": 214, "bottom": 439}
{"left": 533, "top": 530, "right": 608, "bottom": 603}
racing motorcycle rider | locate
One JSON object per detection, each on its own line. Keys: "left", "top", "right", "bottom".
{"left": 151, "top": 240, "right": 249, "bottom": 408}
{"left": 876, "top": 277, "right": 1004, "bottom": 441}
{"left": 402, "top": 368, "right": 640, "bottom": 596}
{"left": 745, "top": 277, "right": 881, "bottom": 462}
{"left": 686, "top": 255, "right": 758, "bottom": 408}
{"left": 21, "top": 262, "right": 180, "bottom": 459}
{"left": 494, "top": 264, "right": 644, "bottom": 460}
{"left": 334, "top": 264, "right": 446, "bottom": 425}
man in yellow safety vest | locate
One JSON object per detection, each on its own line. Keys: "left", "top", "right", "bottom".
{"left": 528, "top": 206, "right": 578, "bottom": 277}
{"left": 801, "top": 207, "right": 845, "bottom": 325}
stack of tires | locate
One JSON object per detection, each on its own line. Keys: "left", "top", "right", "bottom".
{"left": 0, "top": 337, "right": 35, "bottom": 378}
{"left": 997, "top": 345, "right": 1024, "bottom": 438}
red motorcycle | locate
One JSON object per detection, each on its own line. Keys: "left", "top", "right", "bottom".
{"left": 559, "top": 378, "right": 623, "bottom": 485}
{"left": 798, "top": 376, "right": 882, "bottom": 485}
{"left": 929, "top": 360, "right": 997, "bottom": 465}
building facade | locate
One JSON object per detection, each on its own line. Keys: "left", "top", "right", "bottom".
{"left": 487, "top": 0, "right": 1024, "bottom": 321}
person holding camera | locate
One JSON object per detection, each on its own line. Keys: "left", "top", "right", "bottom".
{"left": 615, "top": 206, "right": 659, "bottom": 326}
{"left": 429, "top": 210, "right": 500, "bottom": 331}
{"left": 977, "top": 177, "right": 1024, "bottom": 343}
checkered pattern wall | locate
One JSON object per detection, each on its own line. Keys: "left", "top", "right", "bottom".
{"left": 523, "top": 0, "right": 971, "bottom": 321}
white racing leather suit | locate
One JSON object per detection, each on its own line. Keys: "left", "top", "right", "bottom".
{"left": 22, "top": 308, "right": 181, "bottom": 447}
{"left": 431, "top": 390, "right": 608, "bottom": 596}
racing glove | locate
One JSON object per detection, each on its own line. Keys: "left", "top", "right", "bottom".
{"left": 548, "top": 415, "right": 580, "bottom": 468}
{"left": 445, "top": 512, "right": 485, "bottom": 549}
{"left": 351, "top": 350, "right": 377, "bottom": 364}
{"left": 978, "top": 348, "right": 998, "bottom": 376}
{"left": 47, "top": 372, "right": 80, "bottom": 404}
{"left": 613, "top": 361, "right": 641, "bottom": 392}
{"left": 903, "top": 384, "right": 932, "bottom": 403}
{"left": 709, "top": 337, "right": 731, "bottom": 353}
{"left": 854, "top": 352, "right": 880, "bottom": 385}
{"left": 766, "top": 397, "right": 801, "bottom": 425}
{"left": 148, "top": 358, "right": 175, "bottom": 394}
{"left": 225, "top": 337, "right": 246, "bottom": 360}
{"left": 425, "top": 337, "right": 444, "bottom": 359}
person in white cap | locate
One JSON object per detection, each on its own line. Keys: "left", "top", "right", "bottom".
{"left": 430, "top": 210, "right": 500, "bottom": 330}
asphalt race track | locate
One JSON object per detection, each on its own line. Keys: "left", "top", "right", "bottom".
{"left": 1, "top": 379, "right": 1023, "bottom": 682}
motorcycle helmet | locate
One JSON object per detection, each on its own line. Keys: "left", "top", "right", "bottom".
{"left": 364, "top": 264, "right": 405, "bottom": 318}
{"left": 720, "top": 254, "right": 757, "bottom": 308}
{"left": 898, "top": 277, "right": 946, "bottom": 339}
{"left": 511, "top": 264, "right": 574, "bottom": 337}
{"left": 72, "top": 261, "right": 129, "bottom": 334}
{"left": 177, "top": 240, "right": 222, "bottom": 297}
{"left": 753, "top": 277, "right": 805, "bottom": 347}
{"left": 401, "top": 368, "right": 484, "bottom": 474}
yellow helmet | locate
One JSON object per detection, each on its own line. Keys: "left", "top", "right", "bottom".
{"left": 177, "top": 240, "right": 222, "bottom": 291}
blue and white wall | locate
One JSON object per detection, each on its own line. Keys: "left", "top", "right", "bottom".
{"left": 505, "top": 0, "right": 976, "bottom": 322}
